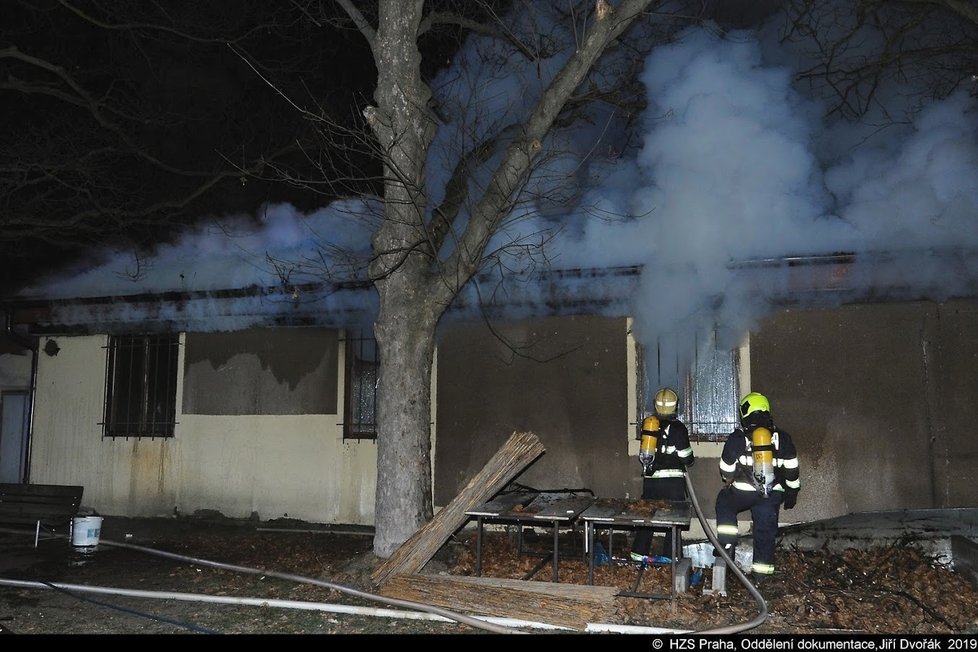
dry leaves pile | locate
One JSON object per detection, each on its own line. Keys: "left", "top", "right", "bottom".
{"left": 448, "top": 530, "right": 978, "bottom": 634}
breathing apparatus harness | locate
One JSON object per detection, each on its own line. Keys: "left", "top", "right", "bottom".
{"left": 638, "top": 415, "right": 674, "bottom": 477}
{"left": 737, "top": 395, "right": 779, "bottom": 496}
{"left": 748, "top": 426, "right": 777, "bottom": 496}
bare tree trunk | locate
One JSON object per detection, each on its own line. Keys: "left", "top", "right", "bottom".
{"left": 360, "top": 0, "right": 443, "bottom": 558}
{"left": 372, "top": 292, "right": 439, "bottom": 557}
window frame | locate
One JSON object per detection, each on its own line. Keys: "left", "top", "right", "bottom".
{"left": 102, "top": 334, "right": 179, "bottom": 439}
{"left": 342, "top": 329, "right": 378, "bottom": 440}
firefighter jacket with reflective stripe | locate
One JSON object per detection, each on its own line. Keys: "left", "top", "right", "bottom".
{"left": 719, "top": 426, "right": 800, "bottom": 494}
{"left": 637, "top": 419, "right": 695, "bottom": 479}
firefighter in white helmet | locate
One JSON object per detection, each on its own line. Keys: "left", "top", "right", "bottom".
{"left": 714, "top": 391, "right": 800, "bottom": 583}
{"left": 631, "top": 387, "right": 694, "bottom": 563}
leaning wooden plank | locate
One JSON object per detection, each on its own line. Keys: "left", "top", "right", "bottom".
{"left": 371, "top": 431, "right": 545, "bottom": 587}
{"left": 447, "top": 574, "right": 617, "bottom": 599}
{"left": 379, "top": 573, "right": 620, "bottom": 631}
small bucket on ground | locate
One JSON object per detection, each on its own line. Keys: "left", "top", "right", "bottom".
{"left": 683, "top": 540, "right": 753, "bottom": 572}
{"left": 71, "top": 516, "right": 103, "bottom": 552}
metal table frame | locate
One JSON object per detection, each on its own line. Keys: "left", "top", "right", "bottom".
{"left": 581, "top": 499, "right": 692, "bottom": 603}
{"left": 465, "top": 491, "right": 595, "bottom": 582}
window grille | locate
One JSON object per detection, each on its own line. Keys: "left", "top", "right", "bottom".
{"left": 637, "top": 330, "right": 741, "bottom": 442}
{"left": 343, "top": 330, "right": 377, "bottom": 440}
{"left": 103, "top": 334, "right": 179, "bottom": 438}
{"left": 687, "top": 342, "right": 741, "bottom": 441}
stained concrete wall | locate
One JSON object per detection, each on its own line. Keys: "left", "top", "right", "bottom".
{"left": 18, "top": 298, "right": 977, "bottom": 532}
{"left": 434, "top": 300, "right": 978, "bottom": 544}
{"left": 434, "top": 315, "right": 639, "bottom": 505}
{"left": 27, "top": 331, "right": 378, "bottom": 524}
{"left": 750, "top": 299, "right": 978, "bottom": 525}
{"left": 183, "top": 329, "right": 338, "bottom": 415}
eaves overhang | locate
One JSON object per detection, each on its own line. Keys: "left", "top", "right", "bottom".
{"left": 1, "top": 280, "right": 376, "bottom": 335}
{"left": 0, "top": 266, "right": 645, "bottom": 335}
{"left": 731, "top": 249, "right": 978, "bottom": 307}
{"left": 4, "top": 250, "right": 977, "bottom": 336}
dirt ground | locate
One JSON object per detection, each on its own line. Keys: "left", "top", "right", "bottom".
{"left": 1, "top": 514, "right": 977, "bottom": 636}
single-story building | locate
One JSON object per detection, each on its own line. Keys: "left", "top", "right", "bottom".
{"left": 1, "top": 252, "right": 976, "bottom": 544}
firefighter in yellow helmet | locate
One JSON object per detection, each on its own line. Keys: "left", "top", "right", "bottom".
{"left": 715, "top": 392, "right": 800, "bottom": 583}
{"left": 631, "top": 387, "right": 694, "bottom": 563}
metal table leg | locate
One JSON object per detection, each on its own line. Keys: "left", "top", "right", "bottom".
{"left": 552, "top": 520, "right": 559, "bottom": 582}
{"left": 630, "top": 561, "right": 646, "bottom": 593}
{"left": 670, "top": 525, "right": 678, "bottom": 610}
{"left": 586, "top": 522, "right": 595, "bottom": 585}
{"left": 476, "top": 516, "right": 484, "bottom": 577}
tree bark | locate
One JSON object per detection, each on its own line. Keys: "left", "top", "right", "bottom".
{"left": 368, "top": 0, "right": 441, "bottom": 558}
{"left": 372, "top": 294, "right": 440, "bottom": 557}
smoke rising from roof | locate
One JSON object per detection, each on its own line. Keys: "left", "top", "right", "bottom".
{"left": 20, "top": 8, "right": 978, "bottom": 397}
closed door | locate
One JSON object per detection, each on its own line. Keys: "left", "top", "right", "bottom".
{"left": 0, "top": 390, "right": 29, "bottom": 483}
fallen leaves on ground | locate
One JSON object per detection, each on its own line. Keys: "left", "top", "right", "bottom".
{"left": 446, "top": 530, "right": 978, "bottom": 634}
{"left": 6, "top": 518, "right": 977, "bottom": 635}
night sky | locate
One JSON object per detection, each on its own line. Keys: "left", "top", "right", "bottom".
{"left": 0, "top": 2, "right": 387, "bottom": 293}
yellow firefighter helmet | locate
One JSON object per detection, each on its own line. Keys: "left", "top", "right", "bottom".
{"left": 740, "top": 392, "right": 771, "bottom": 419}
{"left": 654, "top": 387, "right": 679, "bottom": 417}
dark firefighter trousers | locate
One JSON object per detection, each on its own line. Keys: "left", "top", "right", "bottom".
{"left": 714, "top": 486, "right": 784, "bottom": 575}
{"left": 633, "top": 476, "right": 686, "bottom": 558}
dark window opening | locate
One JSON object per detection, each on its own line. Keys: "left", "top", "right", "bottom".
{"left": 343, "top": 330, "right": 377, "bottom": 440}
{"left": 103, "top": 334, "right": 179, "bottom": 438}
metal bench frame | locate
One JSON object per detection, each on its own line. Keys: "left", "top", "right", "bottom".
{"left": 0, "top": 483, "right": 85, "bottom": 547}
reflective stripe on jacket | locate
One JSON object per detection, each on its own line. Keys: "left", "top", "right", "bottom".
{"left": 643, "top": 420, "right": 695, "bottom": 479}
{"left": 718, "top": 427, "right": 800, "bottom": 493}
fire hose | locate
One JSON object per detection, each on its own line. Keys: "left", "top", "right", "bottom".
{"left": 684, "top": 472, "right": 769, "bottom": 634}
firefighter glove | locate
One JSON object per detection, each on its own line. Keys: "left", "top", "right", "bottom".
{"left": 783, "top": 490, "right": 798, "bottom": 510}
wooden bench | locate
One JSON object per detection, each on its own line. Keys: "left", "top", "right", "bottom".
{"left": 0, "top": 483, "right": 84, "bottom": 547}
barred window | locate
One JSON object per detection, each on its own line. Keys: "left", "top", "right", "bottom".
{"left": 686, "top": 341, "right": 741, "bottom": 441}
{"left": 343, "top": 330, "right": 377, "bottom": 440}
{"left": 103, "top": 334, "right": 179, "bottom": 438}
{"left": 638, "top": 329, "right": 742, "bottom": 442}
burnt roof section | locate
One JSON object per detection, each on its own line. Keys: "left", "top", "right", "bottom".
{"left": 3, "top": 251, "right": 977, "bottom": 336}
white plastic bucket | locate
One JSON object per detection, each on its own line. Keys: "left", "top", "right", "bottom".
{"left": 71, "top": 516, "right": 103, "bottom": 549}
{"left": 683, "top": 540, "right": 753, "bottom": 572}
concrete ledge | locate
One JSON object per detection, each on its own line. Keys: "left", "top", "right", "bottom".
{"left": 673, "top": 557, "right": 692, "bottom": 594}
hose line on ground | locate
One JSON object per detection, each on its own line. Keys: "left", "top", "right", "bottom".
{"left": 0, "top": 577, "right": 571, "bottom": 631}
{"left": 684, "top": 473, "right": 768, "bottom": 634}
{"left": 3, "top": 493, "right": 768, "bottom": 636}
{"left": 0, "top": 525, "right": 691, "bottom": 634}
{"left": 38, "top": 579, "right": 222, "bottom": 634}
{"left": 96, "top": 536, "right": 527, "bottom": 634}
{"left": 0, "top": 526, "right": 524, "bottom": 634}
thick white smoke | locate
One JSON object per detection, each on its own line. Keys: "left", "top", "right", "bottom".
{"left": 540, "top": 21, "right": 978, "bottom": 391}
{"left": 21, "top": 5, "right": 978, "bottom": 398}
